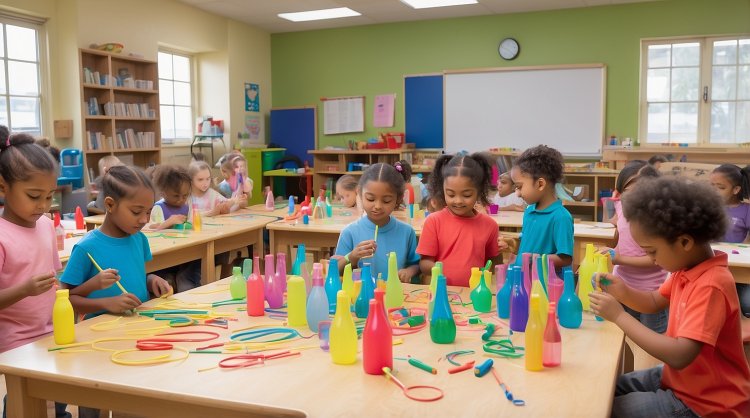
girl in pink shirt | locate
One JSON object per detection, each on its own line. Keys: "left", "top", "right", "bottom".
{"left": 0, "top": 133, "right": 69, "bottom": 417}
{"left": 601, "top": 160, "right": 668, "bottom": 333}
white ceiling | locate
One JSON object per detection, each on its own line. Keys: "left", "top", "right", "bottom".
{"left": 177, "top": 0, "right": 661, "bottom": 33}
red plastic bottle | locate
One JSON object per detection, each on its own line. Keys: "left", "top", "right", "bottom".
{"left": 363, "top": 293, "right": 392, "bottom": 375}
{"left": 246, "top": 255, "right": 265, "bottom": 316}
{"left": 74, "top": 206, "right": 85, "bottom": 230}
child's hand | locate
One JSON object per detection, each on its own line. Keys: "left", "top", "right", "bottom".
{"left": 595, "top": 272, "right": 626, "bottom": 300}
{"left": 104, "top": 293, "right": 142, "bottom": 314}
{"left": 589, "top": 291, "right": 624, "bottom": 323}
{"left": 397, "top": 269, "right": 412, "bottom": 283}
{"left": 148, "top": 275, "right": 173, "bottom": 298}
{"left": 166, "top": 214, "right": 187, "bottom": 226}
{"left": 94, "top": 268, "right": 121, "bottom": 290}
{"left": 352, "top": 240, "right": 377, "bottom": 261}
{"left": 23, "top": 271, "right": 56, "bottom": 296}
{"left": 217, "top": 200, "right": 233, "bottom": 214}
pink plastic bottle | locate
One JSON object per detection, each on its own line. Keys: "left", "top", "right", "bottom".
{"left": 264, "top": 254, "right": 283, "bottom": 308}
{"left": 246, "top": 256, "right": 264, "bottom": 316}
{"left": 363, "top": 292, "right": 392, "bottom": 375}
{"left": 542, "top": 301, "right": 562, "bottom": 367}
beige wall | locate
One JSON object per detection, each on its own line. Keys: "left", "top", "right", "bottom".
{"left": 0, "top": 0, "right": 271, "bottom": 155}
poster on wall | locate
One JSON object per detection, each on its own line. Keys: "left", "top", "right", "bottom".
{"left": 244, "top": 114, "right": 261, "bottom": 141}
{"left": 245, "top": 83, "right": 260, "bottom": 112}
{"left": 373, "top": 94, "right": 395, "bottom": 127}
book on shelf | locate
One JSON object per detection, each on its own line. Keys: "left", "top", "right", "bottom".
{"left": 103, "top": 102, "right": 154, "bottom": 118}
{"left": 86, "top": 97, "right": 100, "bottom": 116}
{"left": 86, "top": 131, "right": 111, "bottom": 151}
{"left": 115, "top": 129, "right": 155, "bottom": 149}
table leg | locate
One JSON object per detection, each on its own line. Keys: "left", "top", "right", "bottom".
{"left": 5, "top": 375, "right": 47, "bottom": 418}
{"left": 203, "top": 241, "right": 215, "bottom": 284}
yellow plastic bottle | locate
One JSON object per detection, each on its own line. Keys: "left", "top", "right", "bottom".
{"left": 525, "top": 293, "right": 543, "bottom": 371}
{"left": 342, "top": 263, "right": 355, "bottom": 304}
{"left": 530, "top": 279, "right": 549, "bottom": 329}
{"left": 577, "top": 244, "right": 596, "bottom": 311}
{"left": 330, "top": 290, "right": 357, "bottom": 365}
{"left": 53, "top": 289, "right": 75, "bottom": 345}
{"left": 468, "top": 267, "right": 482, "bottom": 291}
{"left": 286, "top": 276, "right": 307, "bottom": 327}
{"left": 192, "top": 204, "right": 202, "bottom": 232}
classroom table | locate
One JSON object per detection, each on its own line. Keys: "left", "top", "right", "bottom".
{"left": 0, "top": 281, "right": 625, "bottom": 418}
{"left": 712, "top": 243, "right": 750, "bottom": 284}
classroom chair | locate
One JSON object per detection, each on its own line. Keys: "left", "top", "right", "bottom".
{"left": 57, "top": 148, "right": 84, "bottom": 189}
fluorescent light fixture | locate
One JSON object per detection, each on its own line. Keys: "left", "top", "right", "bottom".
{"left": 278, "top": 7, "right": 361, "bottom": 22}
{"left": 400, "top": 0, "right": 478, "bottom": 9}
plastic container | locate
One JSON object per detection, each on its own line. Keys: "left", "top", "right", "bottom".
{"left": 355, "top": 264, "right": 375, "bottom": 319}
{"left": 261, "top": 149, "right": 285, "bottom": 171}
{"left": 384, "top": 252, "right": 404, "bottom": 309}
{"left": 468, "top": 267, "right": 482, "bottom": 291}
{"left": 363, "top": 294, "right": 392, "bottom": 374}
{"left": 543, "top": 301, "right": 562, "bottom": 367}
{"left": 471, "top": 270, "right": 493, "bottom": 313}
{"left": 509, "top": 265, "right": 529, "bottom": 333}
{"left": 54, "top": 212, "right": 64, "bottom": 251}
{"left": 557, "top": 267, "right": 583, "bottom": 329}
{"left": 430, "top": 275, "right": 456, "bottom": 344}
{"left": 229, "top": 266, "right": 246, "bottom": 300}
{"left": 246, "top": 256, "right": 265, "bottom": 316}
{"left": 341, "top": 263, "right": 355, "bottom": 304}
{"left": 306, "top": 263, "right": 329, "bottom": 332}
{"left": 325, "top": 258, "right": 341, "bottom": 312}
{"left": 577, "top": 244, "right": 596, "bottom": 311}
{"left": 525, "top": 293, "right": 544, "bottom": 371}
{"left": 330, "top": 290, "right": 357, "bottom": 365}
{"left": 286, "top": 276, "right": 307, "bottom": 327}
{"left": 264, "top": 254, "right": 283, "bottom": 309}
{"left": 53, "top": 289, "right": 75, "bottom": 345}
{"left": 496, "top": 265, "right": 513, "bottom": 319}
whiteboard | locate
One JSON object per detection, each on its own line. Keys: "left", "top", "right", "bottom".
{"left": 444, "top": 65, "right": 606, "bottom": 156}
{"left": 322, "top": 96, "right": 364, "bottom": 135}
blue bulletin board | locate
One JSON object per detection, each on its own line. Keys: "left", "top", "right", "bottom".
{"left": 404, "top": 74, "right": 444, "bottom": 149}
{"left": 269, "top": 106, "right": 317, "bottom": 166}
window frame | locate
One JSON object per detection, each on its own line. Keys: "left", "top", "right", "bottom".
{"left": 639, "top": 34, "right": 750, "bottom": 146}
{"left": 157, "top": 48, "right": 195, "bottom": 146}
{"left": 0, "top": 12, "right": 48, "bottom": 137}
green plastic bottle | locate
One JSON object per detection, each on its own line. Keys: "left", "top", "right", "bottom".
{"left": 430, "top": 275, "right": 456, "bottom": 344}
{"left": 384, "top": 252, "right": 404, "bottom": 309}
{"left": 470, "top": 270, "right": 493, "bottom": 313}
{"left": 229, "top": 266, "right": 246, "bottom": 300}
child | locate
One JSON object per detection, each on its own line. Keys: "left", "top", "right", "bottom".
{"left": 648, "top": 154, "right": 668, "bottom": 170}
{"left": 492, "top": 171, "right": 526, "bottom": 211}
{"left": 510, "top": 145, "right": 573, "bottom": 268}
{"left": 591, "top": 177, "right": 750, "bottom": 418}
{"left": 217, "top": 153, "right": 253, "bottom": 200}
{"left": 710, "top": 163, "right": 750, "bottom": 317}
{"left": 88, "top": 155, "right": 123, "bottom": 214}
{"left": 0, "top": 134, "right": 71, "bottom": 418}
{"left": 61, "top": 165, "right": 172, "bottom": 315}
{"left": 333, "top": 162, "right": 420, "bottom": 282}
{"left": 149, "top": 164, "right": 191, "bottom": 230}
{"left": 189, "top": 160, "right": 236, "bottom": 216}
{"left": 417, "top": 152, "right": 504, "bottom": 287}
{"left": 600, "top": 160, "right": 668, "bottom": 333}
{"left": 335, "top": 174, "right": 359, "bottom": 209}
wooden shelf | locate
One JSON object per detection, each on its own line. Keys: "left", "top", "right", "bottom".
{"left": 563, "top": 201, "right": 597, "bottom": 207}
{"left": 80, "top": 48, "right": 161, "bottom": 181}
{"left": 309, "top": 148, "right": 417, "bottom": 191}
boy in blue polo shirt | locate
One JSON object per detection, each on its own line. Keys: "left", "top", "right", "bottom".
{"left": 511, "top": 145, "right": 574, "bottom": 269}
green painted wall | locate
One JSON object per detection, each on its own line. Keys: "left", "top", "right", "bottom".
{"left": 271, "top": 0, "right": 750, "bottom": 149}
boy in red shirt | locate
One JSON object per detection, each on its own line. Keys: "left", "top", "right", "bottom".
{"left": 591, "top": 177, "right": 750, "bottom": 418}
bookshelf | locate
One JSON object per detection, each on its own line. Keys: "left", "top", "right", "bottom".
{"left": 309, "top": 149, "right": 419, "bottom": 191}
{"left": 79, "top": 48, "right": 161, "bottom": 181}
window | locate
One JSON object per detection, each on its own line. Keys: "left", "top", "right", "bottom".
{"left": 641, "top": 36, "right": 750, "bottom": 145}
{"left": 0, "top": 17, "right": 44, "bottom": 136}
{"left": 158, "top": 51, "right": 193, "bottom": 144}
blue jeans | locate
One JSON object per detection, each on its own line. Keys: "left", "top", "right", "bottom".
{"left": 612, "top": 366, "right": 699, "bottom": 418}
{"left": 624, "top": 305, "right": 668, "bottom": 334}
{"left": 2, "top": 395, "right": 71, "bottom": 418}
{"left": 738, "top": 284, "right": 749, "bottom": 317}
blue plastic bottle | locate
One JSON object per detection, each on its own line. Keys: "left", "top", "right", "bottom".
{"left": 496, "top": 266, "right": 515, "bottom": 319}
{"left": 292, "top": 244, "right": 306, "bottom": 276}
{"left": 355, "top": 263, "right": 375, "bottom": 318}
{"left": 557, "top": 267, "right": 583, "bottom": 329}
{"left": 325, "top": 258, "right": 341, "bottom": 312}
{"left": 509, "top": 264, "right": 529, "bottom": 332}
{"left": 430, "top": 274, "right": 456, "bottom": 344}
{"left": 306, "top": 263, "right": 329, "bottom": 332}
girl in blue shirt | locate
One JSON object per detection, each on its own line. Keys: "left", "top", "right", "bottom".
{"left": 61, "top": 166, "right": 172, "bottom": 317}
{"left": 334, "top": 161, "right": 420, "bottom": 282}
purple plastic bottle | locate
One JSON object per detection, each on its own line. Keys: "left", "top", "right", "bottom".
{"left": 509, "top": 265, "right": 529, "bottom": 332}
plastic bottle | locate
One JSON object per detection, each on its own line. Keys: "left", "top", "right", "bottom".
{"left": 54, "top": 212, "right": 64, "bottom": 251}
{"left": 325, "top": 197, "right": 333, "bottom": 218}
{"left": 300, "top": 261, "right": 311, "bottom": 294}
{"left": 531, "top": 274, "right": 549, "bottom": 329}
{"left": 363, "top": 292, "right": 392, "bottom": 374}
{"left": 53, "top": 289, "right": 75, "bottom": 345}
{"left": 288, "top": 195, "right": 295, "bottom": 216}
{"left": 287, "top": 276, "right": 307, "bottom": 326}
{"left": 265, "top": 186, "right": 275, "bottom": 210}
{"left": 242, "top": 258, "right": 253, "bottom": 280}
{"left": 471, "top": 270, "right": 493, "bottom": 313}
{"left": 468, "top": 267, "right": 482, "bottom": 291}
{"left": 521, "top": 253, "right": 532, "bottom": 297}
{"left": 276, "top": 252, "right": 287, "bottom": 295}
{"left": 495, "top": 263, "right": 508, "bottom": 293}
{"left": 354, "top": 264, "right": 374, "bottom": 318}
{"left": 525, "top": 293, "right": 544, "bottom": 371}
{"left": 594, "top": 253, "right": 610, "bottom": 321}
{"left": 306, "top": 263, "right": 328, "bottom": 332}
{"left": 74, "top": 206, "right": 85, "bottom": 230}
{"left": 509, "top": 264, "right": 529, "bottom": 332}
{"left": 543, "top": 301, "right": 562, "bottom": 367}
{"left": 430, "top": 274, "right": 456, "bottom": 344}
{"left": 374, "top": 288, "right": 388, "bottom": 318}
{"left": 192, "top": 204, "right": 202, "bottom": 232}
{"left": 557, "top": 268, "right": 583, "bottom": 329}
{"left": 246, "top": 257, "right": 265, "bottom": 316}
{"left": 330, "top": 290, "right": 357, "bottom": 365}
{"left": 292, "top": 244, "right": 306, "bottom": 276}
{"left": 546, "top": 256, "right": 562, "bottom": 303}
{"left": 577, "top": 244, "right": 596, "bottom": 311}
{"left": 229, "top": 266, "right": 246, "bottom": 300}
{"left": 496, "top": 265, "right": 514, "bottom": 319}
{"left": 264, "top": 254, "right": 283, "bottom": 309}
{"left": 384, "top": 252, "right": 404, "bottom": 309}
{"left": 341, "top": 263, "right": 354, "bottom": 304}
{"left": 427, "top": 264, "right": 441, "bottom": 318}
{"left": 325, "top": 258, "right": 341, "bottom": 312}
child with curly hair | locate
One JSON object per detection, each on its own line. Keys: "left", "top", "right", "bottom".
{"left": 511, "top": 145, "right": 573, "bottom": 268}
{"left": 591, "top": 177, "right": 750, "bottom": 418}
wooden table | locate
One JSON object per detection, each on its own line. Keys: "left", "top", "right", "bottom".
{"left": 0, "top": 282, "right": 625, "bottom": 418}
{"left": 712, "top": 243, "right": 750, "bottom": 284}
